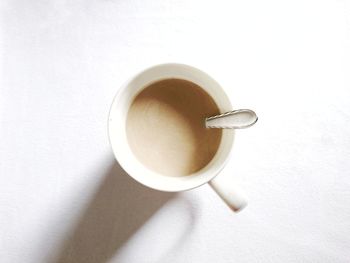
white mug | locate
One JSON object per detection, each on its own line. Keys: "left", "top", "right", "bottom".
{"left": 108, "top": 63, "right": 247, "bottom": 211}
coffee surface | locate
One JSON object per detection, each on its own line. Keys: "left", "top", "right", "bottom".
{"left": 126, "top": 79, "right": 222, "bottom": 176}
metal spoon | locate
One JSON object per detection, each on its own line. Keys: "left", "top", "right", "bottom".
{"left": 205, "top": 109, "right": 258, "bottom": 129}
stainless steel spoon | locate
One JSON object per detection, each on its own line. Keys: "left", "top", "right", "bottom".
{"left": 206, "top": 109, "right": 258, "bottom": 129}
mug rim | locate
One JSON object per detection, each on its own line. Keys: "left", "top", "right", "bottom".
{"left": 108, "top": 63, "right": 234, "bottom": 192}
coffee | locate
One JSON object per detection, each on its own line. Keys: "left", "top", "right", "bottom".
{"left": 126, "top": 79, "right": 222, "bottom": 177}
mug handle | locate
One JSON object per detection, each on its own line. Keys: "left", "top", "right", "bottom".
{"left": 209, "top": 175, "right": 248, "bottom": 212}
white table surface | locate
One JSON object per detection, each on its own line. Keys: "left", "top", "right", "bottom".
{"left": 1, "top": 0, "right": 350, "bottom": 262}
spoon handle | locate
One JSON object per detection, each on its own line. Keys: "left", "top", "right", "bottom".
{"left": 205, "top": 109, "right": 258, "bottom": 129}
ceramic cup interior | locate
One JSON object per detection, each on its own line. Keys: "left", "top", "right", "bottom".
{"left": 108, "top": 63, "right": 234, "bottom": 192}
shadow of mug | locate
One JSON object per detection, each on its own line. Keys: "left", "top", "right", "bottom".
{"left": 52, "top": 160, "right": 175, "bottom": 263}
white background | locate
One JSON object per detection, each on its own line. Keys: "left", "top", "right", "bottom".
{"left": 1, "top": 0, "right": 350, "bottom": 262}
